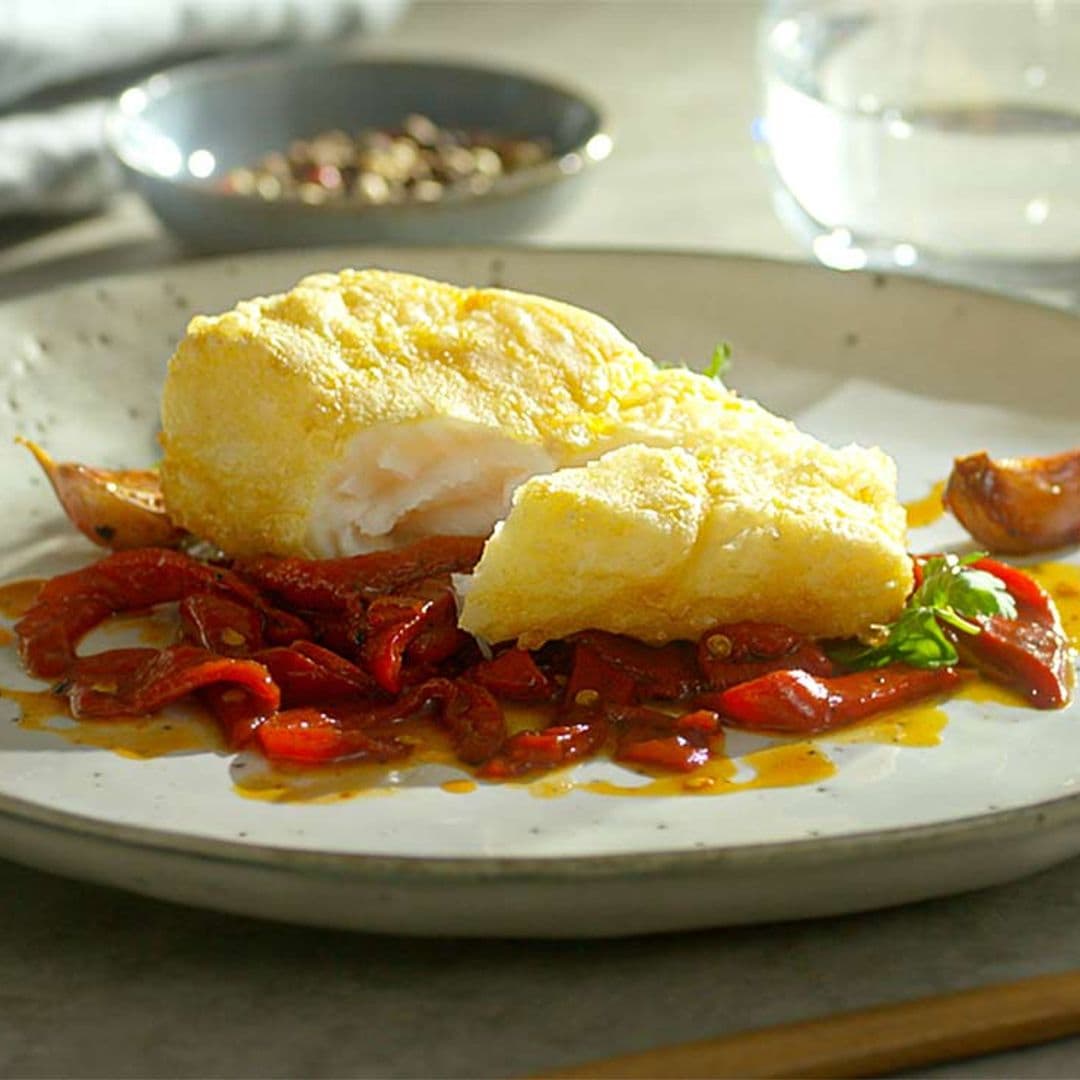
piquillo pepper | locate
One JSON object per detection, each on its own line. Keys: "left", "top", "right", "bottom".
{"left": 952, "top": 557, "right": 1071, "bottom": 708}
{"left": 10, "top": 540, "right": 1073, "bottom": 779}
{"left": 718, "top": 666, "right": 967, "bottom": 735}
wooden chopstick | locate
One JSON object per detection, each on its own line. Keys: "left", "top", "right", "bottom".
{"left": 533, "top": 968, "right": 1080, "bottom": 1079}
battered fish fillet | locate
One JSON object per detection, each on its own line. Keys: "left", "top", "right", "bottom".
{"left": 160, "top": 268, "right": 663, "bottom": 557}
{"left": 161, "top": 266, "right": 913, "bottom": 641}
{"left": 459, "top": 440, "right": 912, "bottom": 646}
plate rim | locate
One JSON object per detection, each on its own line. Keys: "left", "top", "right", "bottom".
{"left": 2, "top": 781, "right": 1080, "bottom": 884}
{"left": 2, "top": 244, "right": 1079, "bottom": 886}
{"left": 3, "top": 240, "right": 1079, "bottom": 328}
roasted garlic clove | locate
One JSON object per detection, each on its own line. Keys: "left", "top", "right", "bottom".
{"left": 19, "top": 437, "right": 186, "bottom": 550}
{"left": 944, "top": 448, "right": 1080, "bottom": 554}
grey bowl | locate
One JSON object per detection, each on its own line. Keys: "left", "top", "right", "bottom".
{"left": 105, "top": 52, "right": 611, "bottom": 252}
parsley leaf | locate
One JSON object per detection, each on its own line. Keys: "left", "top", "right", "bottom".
{"left": 704, "top": 342, "right": 732, "bottom": 380}
{"left": 837, "top": 552, "right": 1017, "bottom": 671}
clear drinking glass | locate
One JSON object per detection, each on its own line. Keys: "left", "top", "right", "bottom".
{"left": 757, "top": 0, "right": 1080, "bottom": 288}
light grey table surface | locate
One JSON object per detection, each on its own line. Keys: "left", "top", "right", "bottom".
{"left": 3, "top": 3, "right": 1080, "bottom": 1078}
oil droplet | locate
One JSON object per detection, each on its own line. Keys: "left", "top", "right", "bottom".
{"left": 0, "top": 578, "right": 43, "bottom": 619}
{"left": 905, "top": 480, "right": 946, "bottom": 529}
{"left": 442, "top": 778, "right": 477, "bottom": 795}
{"left": 529, "top": 776, "right": 577, "bottom": 799}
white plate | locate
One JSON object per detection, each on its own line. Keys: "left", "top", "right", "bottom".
{"left": 1, "top": 247, "right": 1078, "bottom": 938}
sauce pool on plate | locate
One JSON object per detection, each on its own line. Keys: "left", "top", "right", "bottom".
{"left": 904, "top": 480, "right": 948, "bottom": 529}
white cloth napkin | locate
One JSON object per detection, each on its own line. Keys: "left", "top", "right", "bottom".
{"left": 0, "top": 0, "right": 405, "bottom": 215}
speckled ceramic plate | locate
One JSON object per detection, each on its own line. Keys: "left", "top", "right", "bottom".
{"left": 1, "top": 248, "right": 1079, "bottom": 938}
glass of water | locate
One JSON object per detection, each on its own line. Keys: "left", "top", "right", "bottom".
{"left": 757, "top": 0, "right": 1080, "bottom": 288}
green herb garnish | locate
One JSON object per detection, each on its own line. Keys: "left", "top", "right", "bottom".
{"left": 836, "top": 552, "right": 1017, "bottom": 670}
{"left": 704, "top": 341, "right": 732, "bottom": 380}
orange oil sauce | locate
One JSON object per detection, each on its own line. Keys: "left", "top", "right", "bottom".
{"left": 574, "top": 740, "right": 836, "bottom": 799}
{"left": 570, "top": 700, "right": 950, "bottom": 799}
{"left": 442, "top": 779, "right": 479, "bottom": 794}
{"left": 826, "top": 700, "right": 949, "bottom": 747}
{"left": 2, "top": 685, "right": 221, "bottom": 758}
{"left": 954, "top": 677, "right": 1028, "bottom": 708}
{"left": 0, "top": 578, "right": 43, "bottom": 620}
{"left": 904, "top": 481, "right": 947, "bottom": 529}
{"left": 1026, "top": 561, "right": 1080, "bottom": 650}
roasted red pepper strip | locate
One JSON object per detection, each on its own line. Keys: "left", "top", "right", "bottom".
{"left": 469, "top": 648, "right": 554, "bottom": 703}
{"left": 970, "top": 557, "right": 1056, "bottom": 619}
{"left": 15, "top": 548, "right": 305, "bottom": 679}
{"left": 570, "top": 631, "right": 701, "bottom": 699}
{"left": 63, "top": 648, "right": 151, "bottom": 717}
{"left": 361, "top": 580, "right": 457, "bottom": 694}
{"left": 18, "top": 594, "right": 114, "bottom": 681}
{"left": 180, "top": 593, "right": 265, "bottom": 656}
{"left": 612, "top": 705, "right": 722, "bottom": 772}
{"left": 419, "top": 678, "right": 507, "bottom": 764}
{"left": 66, "top": 644, "right": 279, "bottom": 720}
{"left": 479, "top": 708, "right": 607, "bottom": 779}
{"left": 565, "top": 644, "right": 637, "bottom": 707}
{"left": 956, "top": 615, "right": 1072, "bottom": 708}
{"left": 236, "top": 536, "right": 485, "bottom": 610}
{"left": 257, "top": 605, "right": 313, "bottom": 648}
{"left": 255, "top": 707, "right": 412, "bottom": 765}
{"left": 16, "top": 549, "right": 221, "bottom": 678}
{"left": 718, "top": 665, "right": 965, "bottom": 735}
{"left": 406, "top": 622, "right": 474, "bottom": 670}
{"left": 698, "top": 621, "right": 835, "bottom": 692}
{"left": 302, "top": 607, "right": 365, "bottom": 659}
{"left": 201, "top": 684, "right": 271, "bottom": 748}
{"left": 256, "top": 642, "right": 378, "bottom": 706}
{"left": 177, "top": 574, "right": 310, "bottom": 649}
{"left": 951, "top": 558, "right": 1072, "bottom": 708}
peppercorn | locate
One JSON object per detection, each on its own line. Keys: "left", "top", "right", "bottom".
{"left": 218, "top": 114, "right": 553, "bottom": 205}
